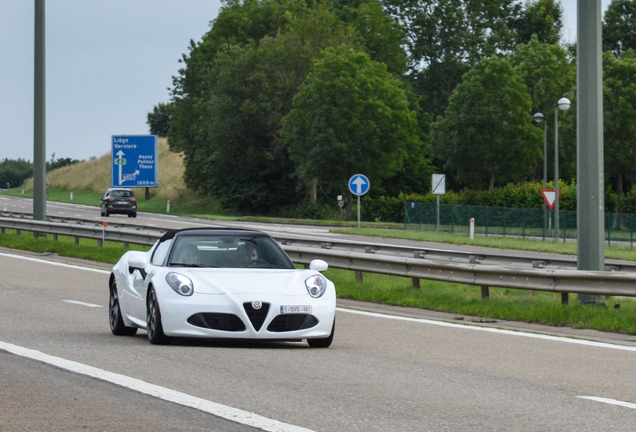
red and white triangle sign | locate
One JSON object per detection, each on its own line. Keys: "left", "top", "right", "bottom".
{"left": 540, "top": 189, "right": 562, "bottom": 210}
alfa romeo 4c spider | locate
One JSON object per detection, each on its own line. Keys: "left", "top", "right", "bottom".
{"left": 109, "top": 228, "right": 336, "bottom": 347}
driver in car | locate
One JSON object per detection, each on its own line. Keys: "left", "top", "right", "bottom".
{"left": 240, "top": 243, "right": 259, "bottom": 267}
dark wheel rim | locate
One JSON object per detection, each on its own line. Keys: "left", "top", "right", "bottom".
{"left": 109, "top": 289, "right": 119, "bottom": 330}
{"left": 147, "top": 291, "right": 158, "bottom": 339}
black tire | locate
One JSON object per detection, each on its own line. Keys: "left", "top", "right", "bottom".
{"left": 307, "top": 319, "right": 335, "bottom": 348}
{"left": 109, "top": 282, "right": 137, "bottom": 336}
{"left": 132, "top": 212, "right": 137, "bottom": 218}
{"left": 147, "top": 288, "right": 170, "bottom": 345}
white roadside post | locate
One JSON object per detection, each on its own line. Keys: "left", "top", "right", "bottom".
{"left": 470, "top": 218, "right": 475, "bottom": 240}
{"left": 431, "top": 174, "right": 446, "bottom": 231}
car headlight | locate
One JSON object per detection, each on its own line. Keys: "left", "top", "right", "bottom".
{"left": 305, "top": 274, "right": 327, "bottom": 298}
{"left": 166, "top": 272, "right": 194, "bottom": 296}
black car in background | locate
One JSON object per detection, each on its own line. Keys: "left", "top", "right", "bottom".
{"left": 101, "top": 188, "right": 137, "bottom": 217}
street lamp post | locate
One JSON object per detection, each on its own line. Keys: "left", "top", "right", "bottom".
{"left": 533, "top": 112, "right": 547, "bottom": 240}
{"left": 554, "top": 97, "right": 571, "bottom": 242}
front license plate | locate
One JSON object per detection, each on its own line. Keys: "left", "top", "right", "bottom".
{"left": 280, "top": 305, "right": 312, "bottom": 314}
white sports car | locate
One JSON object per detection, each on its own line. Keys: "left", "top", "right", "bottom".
{"left": 109, "top": 228, "right": 336, "bottom": 347}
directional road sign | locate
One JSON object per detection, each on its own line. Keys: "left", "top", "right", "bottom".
{"left": 112, "top": 135, "right": 158, "bottom": 188}
{"left": 348, "top": 174, "right": 370, "bottom": 196}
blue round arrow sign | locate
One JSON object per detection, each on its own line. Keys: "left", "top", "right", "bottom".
{"left": 348, "top": 174, "right": 370, "bottom": 196}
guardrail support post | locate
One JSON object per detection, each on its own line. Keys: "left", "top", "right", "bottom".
{"left": 74, "top": 236, "right": 79, "bottom": 245}
{"left": 33, "top": 232, "right": 38, "bottom": 239}
{"left": 561, "top": 292, "right": 569, "bottom": 305}
{"left": 124, "top": 242, "right": 129, "bottom": 249}
{"left": 481, "top": 286, "right": 489, "bottom": 298}
{"left": 304, "top": 263, "right": 310, "bottom": 269}
{"left": 16, "top": 229, "right": 21, "bottom": 236}
{"left": 53, "top": 234, "right": 57, "bottom": 241}
{"left": 98, "top": 239, "right": 103, "bottom": 247}
{"left": 1, "top": 227, "right": 4, "bottom": 234}
{"left": 355, "top": 271, "right": 363, "bottom": 283}
{"left": 412, "top": 278, "right": 420, "bottom": 289}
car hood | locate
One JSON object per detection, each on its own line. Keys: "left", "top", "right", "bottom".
{"left": 177, "top": 268, "right": 319, "bottom": 296}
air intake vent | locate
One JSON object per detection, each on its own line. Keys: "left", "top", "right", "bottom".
{"left": 243, "top": 302, "right": 270, "bottom": 331}
{"left": 187, "top": 313, "right": 246, "bottom": 332}
{"left": 267, "top": 314, "right": 318, "bottom": 332}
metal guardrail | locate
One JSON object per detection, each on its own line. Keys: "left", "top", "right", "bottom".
{"left": 3, "top": 210, "right": 635, "bottom": 272}
{"left": 2, "top": 216, "right": 636, "bottom": 298}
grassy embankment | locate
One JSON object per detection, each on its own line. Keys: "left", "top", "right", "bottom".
{"left": 3, "top": 140, "right": 636, "bottom": 334}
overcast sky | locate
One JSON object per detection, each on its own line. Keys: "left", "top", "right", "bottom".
{"left": 0, "top": 0, "right": 610, "bottom": 162}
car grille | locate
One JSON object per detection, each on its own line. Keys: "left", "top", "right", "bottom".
{"left": 187, "top": 313, "right": 246, "bottom": 331}
{"left": 267, "top": 314, "right": 318, "bottom": 332}
{"left": 243, "top": 302, "right": 270, "bottom": 331}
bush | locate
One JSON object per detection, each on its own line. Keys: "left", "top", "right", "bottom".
{"left": 0, "top": 158, "right": 33, "bottom": 188}
{"left": 356, "top": 180, "right": 621, "bottom": 224}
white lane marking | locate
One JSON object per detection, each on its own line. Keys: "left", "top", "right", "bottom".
{"left": 336, "top": 307, "right": 636, "bottom": 352}
{"left": 578, "top": 396, "right": 636, "bottom": 409}
{"left": 0, "top": 252, "right": 110, "bottom": 275}
{"left": 63, "top": 300, "right": 103, "bottom": 308}
{"left": 0, "top": 341, "right": 315, "bottom": 432}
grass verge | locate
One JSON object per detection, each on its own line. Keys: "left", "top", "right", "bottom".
{"left": 333, "top": 227, "right": 636, "bottom": 262}
{"left": 2, "top": 227, "right": 636, "bottom": 335}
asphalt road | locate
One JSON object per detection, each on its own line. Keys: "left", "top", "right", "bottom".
{"left": 3, "top": 248, "right": 636, "bottom": 431}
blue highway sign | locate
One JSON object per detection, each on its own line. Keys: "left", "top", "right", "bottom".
{"left": 348, "top": 174, "right": 370, "bottom": 196}
{"left": 111, "top": 135, "right": 158, "bottom": 188}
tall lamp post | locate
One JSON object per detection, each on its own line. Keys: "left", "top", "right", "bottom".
{"left": 533, "top": 112, "right": 547, "bottom": 239}
{"left": 554, "top": 97, "right": 571, "bottom": 242}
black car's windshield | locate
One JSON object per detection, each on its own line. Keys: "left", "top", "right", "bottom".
{"left": 168, "top": 235, "right": 295, "bottom": 269}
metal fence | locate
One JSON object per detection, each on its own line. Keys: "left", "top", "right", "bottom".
{"left": 404, "top": 202, "right": 636, "bottom": 246}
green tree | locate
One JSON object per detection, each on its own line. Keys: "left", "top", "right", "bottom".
{"left": 603, "top": 0, "right": 636, "bottom": 55}
{"left": 168, "top": 0, "right": 416, "bottom": 212}
{"left": 147, "top": 102, "right": 173, "bottom": 137}
{"left": 513, "top": 0, "right": 563, "bottom": 45}
{"left": 281, "top": 47, "right": 421, "bottom": 213}
{"left": 330, "top": 0, "right": 408, "bottom": 75}
{"left": 603, "top": 50, "right": 636, "bottom": 215}
{"left": 433, "top": 55, "right": 543, "bottom": 190}
{"left": 383, "top": 0, "right": 523, "bottom": 116}
{"left": 557, "top": 50, "right": 636, "bottom": 217}
{"left": 0, "top": 158, "right": 33, "bottom": 189}
{"left": 510, "top": 34, "right": 575, "bottom": 181}
{"left": 169, "top": 3, "right": 362, "bottom": 211}
{"left": 47, "top": 154, "right": 79, "bottom": 171}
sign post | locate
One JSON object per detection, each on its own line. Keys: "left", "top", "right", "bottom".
{"left": 348, "top": 174, "right": 370, "bottom": 228}
{"left": 112, "top": 135, "right": 158, "bottom": 199}
{"left": 432, "top": 174, "right": 446, "bottom": 230}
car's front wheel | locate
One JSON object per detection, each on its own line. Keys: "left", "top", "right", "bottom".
{"left": 147, "top": 288, "right": 170, "bottom": 345}
{"left": 109, "top": 282, "right": 137, "bottom": 336}
{"left": 307, "top": 319, "right": 335, "bottom": 348}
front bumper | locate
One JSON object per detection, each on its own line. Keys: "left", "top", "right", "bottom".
{"left": 157, "top": 291, "right": 336, "bottom": 340}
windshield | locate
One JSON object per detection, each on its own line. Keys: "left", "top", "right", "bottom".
{"left": 167, "top": 235, "right": 295, "bottom": 269}
{"left": 111, "top": 190, "right": 133, "bottom": 198}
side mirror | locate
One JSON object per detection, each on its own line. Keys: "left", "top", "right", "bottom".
{"left": 309, "top": 259, "right": 328, "bottom": 272}
{"left": 129, "top": 256, "right": 148, "bottom": 278}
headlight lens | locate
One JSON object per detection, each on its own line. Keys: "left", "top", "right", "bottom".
{"left": 166, "top": 272, "right": 194, "bottom": 296}
{"left": 305, "top": 274, "right": 327, "bottom": 298}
